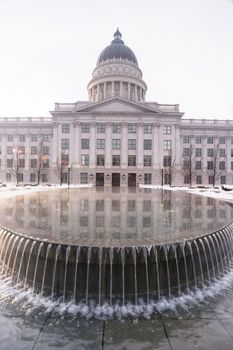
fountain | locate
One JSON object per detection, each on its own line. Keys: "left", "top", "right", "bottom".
{"left": 0, "top": 188, "right": 233, "bottom": 309}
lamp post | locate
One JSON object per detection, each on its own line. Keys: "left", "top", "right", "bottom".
{"left": 67, "top": 164, "right": 71, "bottom": 186}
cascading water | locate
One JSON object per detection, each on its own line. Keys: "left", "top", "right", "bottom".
{"left": 0, "top": 188, "right": 233, "bottom": 315}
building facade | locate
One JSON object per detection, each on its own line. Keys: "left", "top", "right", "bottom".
{"left": 0, "top": 29, "right": 233, "bottom": 187}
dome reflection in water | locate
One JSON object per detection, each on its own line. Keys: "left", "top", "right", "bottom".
{"left": 0, "top": 187, "right": 233, "bottom": 306}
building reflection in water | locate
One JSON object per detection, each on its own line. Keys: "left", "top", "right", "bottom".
{"left": 0, "top": 188, "right": 233, "bottom": 247}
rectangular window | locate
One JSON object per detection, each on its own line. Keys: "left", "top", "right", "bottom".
{"left": 209, "top": 175, "right": 214, "bottom": 185}
{"left": 164, "top": 140, "right": 172, "bottom": 150}
{"left": 81, "top": 155, "right": 89, "bottom": 166}
{"left": 231, "top": 149, "right": 233, "bottom": 157}
{"left": 144, "top": 124, "right": 152, "bottom": 134}
{"left": 42, "top": 174, "right": 48, "bottom": 183}
{"left": 43, "top": 146, "right": 49, "bottom": 155}
{"left": 195, "top": 136, "right": 202, "bottom": 144}
{"left": 163, "top": 125, "right": 172, "bottom": 134}
{"left": 18, "top": 173, "right": 23, "bottom": 182}
{"left": 112, "top": 155, "right": 120, "bottom": 166}
{"left": 8, "top": 135, "right": 14, "bottom": 142}
{"left": 128, "top": 139, "right": 136, "bottom": 150}
{"left": 19, "top": 159, "right": 25, "bottom": 168}
{"left": 112, "top": 124, "right": 121, "bottom": 133}
{"left": 183, "top": 148, "right": 190, "bottom": 157}
{"left": 43, "top": 159, "right": 49, "bottom": 168}
{"left": 31, "top": 159, "right": 37, "bottom": 168}
{"left": 219, "top": 137, "right": 225, "bottom": 144}
{"left": 144, "top": 174, "right": 152, "bottom": 184}
{"left": 80, "top": 173, "right": 88, "bottom": 184}
{"left": 62, "top": 124, "right": 70, "bottom": 133}
{"left": 163, "top": 156, "right": 171, "bottom": 167}
{"left": 196, "top": 175, "right": 202, "bottom": 184}
{"left": 144, "top": 155, "right": 152, "bottom": 166}
{"left": 19, "top": 135, "right": 26, "bottom": 142}
{"left": 219, "top": 161, "right": 225, "bottom": 170}
{"left": 195, "top": 148, "right": 202, "bottom": 157}
{"left": 231, "top": 137, "right": 233, "bottom": 144}
{"left": 7, "top": 159, "right": 13, "bottom": 168}
{"left": 61, "top": 153, "right": 69, "bottom": 165}
{"left": 128, "top": 124, "right": 136, "bottom": 133}
{"left": 97, "top": 139, "right": 105, "bottom": 149}
{"left": 19, "top": 146, "right": 25, "bottom": 154}
{"left": 112, "top": 139, "right": 121, "bottom": 149}
{"left": 183, "top": 136, "right": 190, "bottom": 143}
{"left": 231, "top": 161, "right": 233, "bottom": 170}
{"left": 184, "top": 175, "right": 190, "bottom": 184}
{"left": 6, "top": 173, "right": 11, "bottom": 182}
{"left": 128, "top": 155, "right": 136, "bottom": 166}
{"left": 207, "top": 148, "right": 214, "bottom": 157}
{"left": 7, "top": 146, "right": 13, "bottom": 155}
{"left": 144, "top": 139, "right": 152, "bottom": 150}
{"left": 81, "top": 139, "right": 89, "bottom": 149}
{"left": 30, "top": 173, "right": 36, "bottom": 182}
{"left": 221, "top": 176, "right": 226, "bottom": 185}
{"left": 43, "top": 135, "right": 50, "bottom": 142}
{"left": 195, "top": 161, "right": 202, "bottom": 170}
{"left": 0, "top": 146, "right": 1, "bottom": 154}
{"left": 219, "top": 148, "right": 225, "bottom": 157}
{"left": 96, "top": 155, "right": 105, "bottom": 166}
{"left": 97, "top": 124, "right": 105, "bottom": 133}
{"left": 207, "top": 137, "right": 213, "bottom": 144}
{"left": 207, "top": 161, "right": 214, "bottom": 170}
{"left": 61, "top": 139, "right": 69, "bottom": 149}
{"left": 31, "top": 146, "right": 37, "bottom": 155}
{"left": 31, "top": 135, "right": 38, "bottom": 142}
{"left": 81, "top": 123, "right": 90, "bottom": 133}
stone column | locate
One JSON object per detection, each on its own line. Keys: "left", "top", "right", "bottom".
{"left": 152, "top": 123, "right": 159, "bottom": 168}
{"left": 52, "top": 123, "right": 59, "bottom": 163}
{"left": 137, "top": 122, "right": 143, "bottom": 169}
{"left": 120, "top": 81, "right": 123, "bottom": 98}
{"left": 73, "top": 122, "right": 80, "bottom": 167}
{"left": 105, "top": 122, "right": 112, "bottom": 168}
{"left": 128, "top": 83, "right": 130, "bottom": 100}
{"left": 90, "top": 122, "right": 96, "bottom": 168}
{"left": 104, "top": 82, "right": 106, "bottom": 100}
{"left": 97, "top": 85, "right": 100, "bottom": 102}
{"left": 121, "top": 122, "right": 128, "bottom": 168}
{"left": 111, "top": 81, "right": 114, "bottom": 98}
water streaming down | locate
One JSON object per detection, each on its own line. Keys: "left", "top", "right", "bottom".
{"left": 0, "top": 188, "right": 232, "bottom": 309}
{"left": 51, "top": 245, "right": 61, "bottom": 298}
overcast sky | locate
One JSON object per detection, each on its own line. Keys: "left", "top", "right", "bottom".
{"left": 0, "top": 0, "right": 232, "bottom": 119}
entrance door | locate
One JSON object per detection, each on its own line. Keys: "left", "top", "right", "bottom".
{"left": 128, "top": 173, "right": 136, "bottom": 187}
{"left": 112, "top": 173, "right": 120, "bottom": 187}
{"left": 96, "top": 173, "right": 104, "bottom": 186}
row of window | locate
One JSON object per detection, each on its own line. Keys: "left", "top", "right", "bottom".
{"left": 2, "top": 146, "right": 50, "bottom": 155}
{"left": 183, "top": 136, "right": 232, "bottom": 144}
{"left": 6, "top": 173, "right": 48, "bottom": 182}
{"left": 0, "top": 135, "right": 50, "bottom": 143}
{"left": 61, "top": 124, "right": 172, "bottom": 134}
{"left": 184, "top": 175, "right": 226, "bottom": 185}
{"left": 61, "top": 139, "right": 172, "bottom": 150}
{"left": 184, "top": 160, "right": 231, "bottom": 170}
{"left": 80, "top": 155, "right": 154, "bottom": 167}
{"left": 3, "top": 159, "right": 50, "bottom": 169}
{"left": 183, "top": 148, "right": 227, "bottom": 157}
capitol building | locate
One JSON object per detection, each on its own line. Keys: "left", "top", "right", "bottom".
{"left": 0, "top": 29, "right": 232, "bottom": 187}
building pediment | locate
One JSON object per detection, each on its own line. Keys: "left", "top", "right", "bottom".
{"left": 74, "top": 97, "right": 159, "bottom": 114}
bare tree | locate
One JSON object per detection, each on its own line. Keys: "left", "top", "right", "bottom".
{"left": 163, "top": 157, "right": 177, "bottom": 186}
{"left": 209, "top": 144, "right": 225, "bottom": 187}
{"left": 10, "top": 147, "right": 22, "bottom": 185}
{"left": 35, "top": 141, "right": 49, "bottom": 185}
{"left": 56, "top": 152, "right": 69, "bottom": 185}
{"left": 182, "top": 144, "right": 196, "bottom": 187}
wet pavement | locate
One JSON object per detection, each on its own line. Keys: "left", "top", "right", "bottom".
{"left": 1, "top": 290, "right": 233, "bottom": 350}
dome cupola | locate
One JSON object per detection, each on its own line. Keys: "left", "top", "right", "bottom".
{"left": 87, "top": 29, "right": 147, "bottom": 102}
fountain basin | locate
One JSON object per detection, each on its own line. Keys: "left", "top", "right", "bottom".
{"left": 0, "top": 188, "right": 233, "bottom": 305}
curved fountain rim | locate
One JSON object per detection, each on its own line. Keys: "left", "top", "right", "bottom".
{"left": 1, "top": 222, "right": 233, "bottom": 251}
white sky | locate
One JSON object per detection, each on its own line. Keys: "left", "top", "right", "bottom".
{"left": 0, "top": 0, "right": 233, "bottom": 119}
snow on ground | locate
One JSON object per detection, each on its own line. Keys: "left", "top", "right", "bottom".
{"left": 140, "top": 184, "right": 233, "bottom": 204}
{"left": 0, "top": 183, "right": 93, "bottom": 199}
